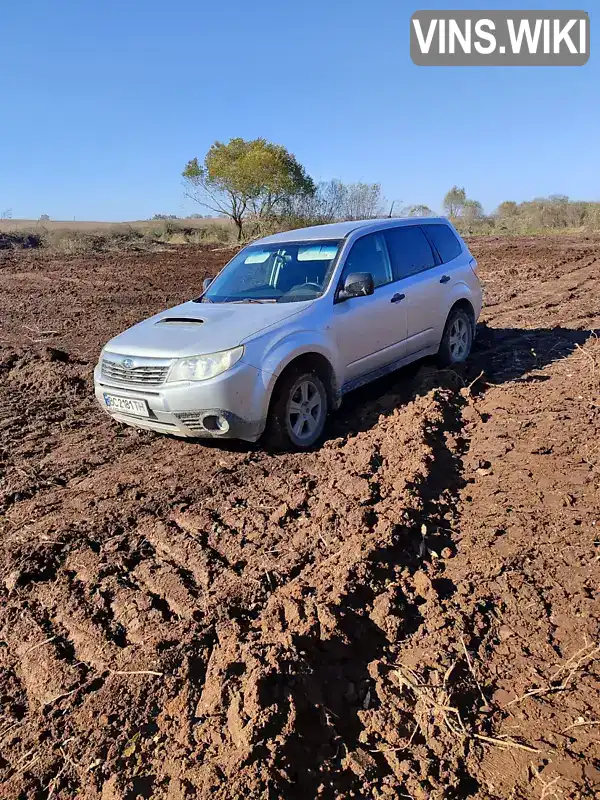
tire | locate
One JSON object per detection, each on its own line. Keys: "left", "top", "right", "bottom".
{"left": 264, "top": 367, "right": 329, "bottom": 451}
{"left": 437, "top": 308, "right": 473, "bottom": 367}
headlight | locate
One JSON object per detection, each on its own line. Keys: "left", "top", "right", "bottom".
{"left": 167, "top": 346, "right": 244, "bottom": 382}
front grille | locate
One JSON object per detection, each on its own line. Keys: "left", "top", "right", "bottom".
{"left": 101, "top": 358, "right": 170, "bottom": 386}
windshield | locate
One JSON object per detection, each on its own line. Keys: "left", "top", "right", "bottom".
{"left": 200, "top": 240, "right": 342, "bottom": 304}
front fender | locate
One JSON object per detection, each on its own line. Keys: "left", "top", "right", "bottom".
{"left": 258, "top": 329, "right": 342, "bottom": 410}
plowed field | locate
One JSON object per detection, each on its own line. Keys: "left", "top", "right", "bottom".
{"left": 1, "top": 236, "right": 599, "bottom": 799}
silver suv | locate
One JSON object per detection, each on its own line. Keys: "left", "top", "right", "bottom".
{"left": 94, "top": 218, "right": 482, "bottom": 450}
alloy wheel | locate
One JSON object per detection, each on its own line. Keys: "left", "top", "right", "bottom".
{"left": 449, "top": 317, "right": 471, "bottom": 361}
{"left": 286, "top": 378, "right": 324, "bottom": 444}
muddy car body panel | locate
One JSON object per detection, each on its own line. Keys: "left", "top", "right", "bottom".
{"left": 94, "top": 217, "right": 482, "bottom": 445}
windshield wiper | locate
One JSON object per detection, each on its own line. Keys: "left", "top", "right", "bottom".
{"left": 230, "top": 298, "right": 277, "bottom": 304}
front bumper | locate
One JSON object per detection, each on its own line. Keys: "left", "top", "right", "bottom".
{"left": 94, "top": 357, "right": 270, "bottom": 442}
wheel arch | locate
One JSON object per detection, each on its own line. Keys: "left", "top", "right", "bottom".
{"left": 447, "top": 297, "right": 476, "bottom": 331}
{"left": 266, "top": 351, "right": 339, "bottom": 417}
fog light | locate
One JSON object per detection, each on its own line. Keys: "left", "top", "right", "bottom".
{"left": 216, "top": 415, "right": 230, "bottom": 433}
{"left": 202, "top": 414, "right": 229, "bottom": 433}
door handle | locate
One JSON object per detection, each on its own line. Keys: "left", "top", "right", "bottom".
{"left": 440, "top": 275, "right": 451, "bottom": 284}
{"left": 391, "top": 293, "right": 405, "bottom": 303}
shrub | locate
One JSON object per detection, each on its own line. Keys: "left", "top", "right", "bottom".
{"left": 0, "top": 230, "right": 46, "bottom": 249}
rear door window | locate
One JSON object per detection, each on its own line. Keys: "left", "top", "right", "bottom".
{"left": 384, "top": 225, "right": 436, "bottom": 281}
{"left": 423, "top": 224, "right": 463, "bottom": 264}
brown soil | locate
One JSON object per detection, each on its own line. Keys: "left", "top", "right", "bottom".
{"left": 1, "top": 237, "right": 599, "bottom": 800}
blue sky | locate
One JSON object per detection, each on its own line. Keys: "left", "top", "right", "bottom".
{"left": 1, "top": 0, "right": 597, "bottom": 221}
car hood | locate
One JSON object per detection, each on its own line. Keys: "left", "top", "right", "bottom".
{"left": 103, "top": 300, "right": 311, "bottom": 359}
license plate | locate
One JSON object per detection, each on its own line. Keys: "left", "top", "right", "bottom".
{"left": 103, "top": 393, "right": 150, "bottom": 418}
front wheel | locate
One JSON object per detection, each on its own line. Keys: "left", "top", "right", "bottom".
{"left": 264, "top": 368, "right": 328, "bottom": 451}
{"left": 437, "top": 308, "right": 473, "bottom": 367}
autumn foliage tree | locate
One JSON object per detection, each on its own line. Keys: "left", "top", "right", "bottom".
{"left": 443, "top": 186, "right": 467, "bottom": 218}
{"left": 443, "top": 186, "right": 485, "bottom": 231}
{"left": 462, "top": 199, "right": 484, "bottom": 222}
{"left": 183, "top": 138, "right": 315, "bottom": 240}
{"left": 403, "top": 204, "right": 435, "bottom": 217}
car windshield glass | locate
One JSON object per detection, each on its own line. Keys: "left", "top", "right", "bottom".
{"left": 199, "top": 240, "right": 342, "bottom": 304}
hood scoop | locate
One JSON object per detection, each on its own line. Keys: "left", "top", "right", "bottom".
{"left": 156, "top": 317, "right": 204, "bottom": 325}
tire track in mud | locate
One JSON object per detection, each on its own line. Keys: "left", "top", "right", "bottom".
{"left": 1, "top": 379, "right": 473, "bottom": 799}
{"left": 260, "top": 389, "right": 470, "bottom": 797}
{"left": 145, "top": 383, "right": 472, "bottom": 798}
{"left": 0, "top": 366, "right": 591, "bottom": 798}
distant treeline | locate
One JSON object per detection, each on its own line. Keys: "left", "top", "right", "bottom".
{"left": 473, "top": 195, "right": 600, "bottom": 234}
{"left": 180, "top": 138, "right": 600, "bottom": 238}
{"left": 3, "top": 132, "right": 600, "bottom": 250}
{"left": 443, "top": 189, "right": 600, "bottom": 235}
{"left": 153, "top": 185, "right": 600, "bottom": 238}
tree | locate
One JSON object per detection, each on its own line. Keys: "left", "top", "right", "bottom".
{"left": 183, "top": 137, "right": 315, "bottom": 240}
{"left": 284, "top": 180, "right": 384, "bottom": 224}
{"left": 443, "top": 186, "right": 467, "bottom": 217}
{"left": 496, "top": 201, "right": 518, "bottom": 218}
{"left": 546, "top": 194, "right": 570, "bottom": 228}
{"left": 39, "top": 214, "right": 50, "bottom": 221}
{"left": 313, "top": 179, "right": 348, "bottom": 221}
{"left": 1, "top": 209, "right": 12, "bottom": 220}
{"left": 492, "top": 197, "right": 600, "bottom": 233}
{"left": 342, "top": 183, "right": 384, "bottom": 220}
{"left": 283, "top": 179, "right": 341, "bottom": 224}
{"left": 404, "top": 204, "right": 435, "bottom": 217}
{"left": 462, "top": 199, "right": 484, "bottom": 222}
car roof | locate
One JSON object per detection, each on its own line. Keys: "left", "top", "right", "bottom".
{"left": 255, "top": 217, "right": 450, "bottom": 245}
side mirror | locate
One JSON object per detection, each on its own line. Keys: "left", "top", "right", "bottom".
{"left": 202, "top": 277, "right": 213, "bottom": 293}
{"left": 337, "top": 272, "right": 375, "bottom": 302}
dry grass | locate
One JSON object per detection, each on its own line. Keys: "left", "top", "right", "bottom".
{"left": 504, "top": 640, "right": 600, "bottom": 707}
{"left": 0, "top": 217, "right": 237, "bottom": 252}
{"left": 0, "top": 217, "right": 231, "bottom": 233}
{"left": 384, "top": 639, "right": 600, "bottom": 797}
{"left": 390, "top": 661, "right": 542, "bottom": 755}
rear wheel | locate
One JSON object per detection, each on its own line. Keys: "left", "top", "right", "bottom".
{"left": 437, "top": 308, "right": 473, "bottom": 367}
{"left": 265, "top": 368, "right": 328, "bottom": 451}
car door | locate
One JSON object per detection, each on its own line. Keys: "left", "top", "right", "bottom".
{"left": 332, "top": 231, "right": 408, "bottom": 385}
{"left": 383, "top": 225, "right": 452, "bottom": 355}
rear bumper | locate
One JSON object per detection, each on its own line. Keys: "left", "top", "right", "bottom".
{"left": 93, "top": 358, "right": 269, "bottom": 442}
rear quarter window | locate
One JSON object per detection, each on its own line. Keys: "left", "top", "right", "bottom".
{"left": 424, "top": 224, "right": 463, "bottom": 264}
